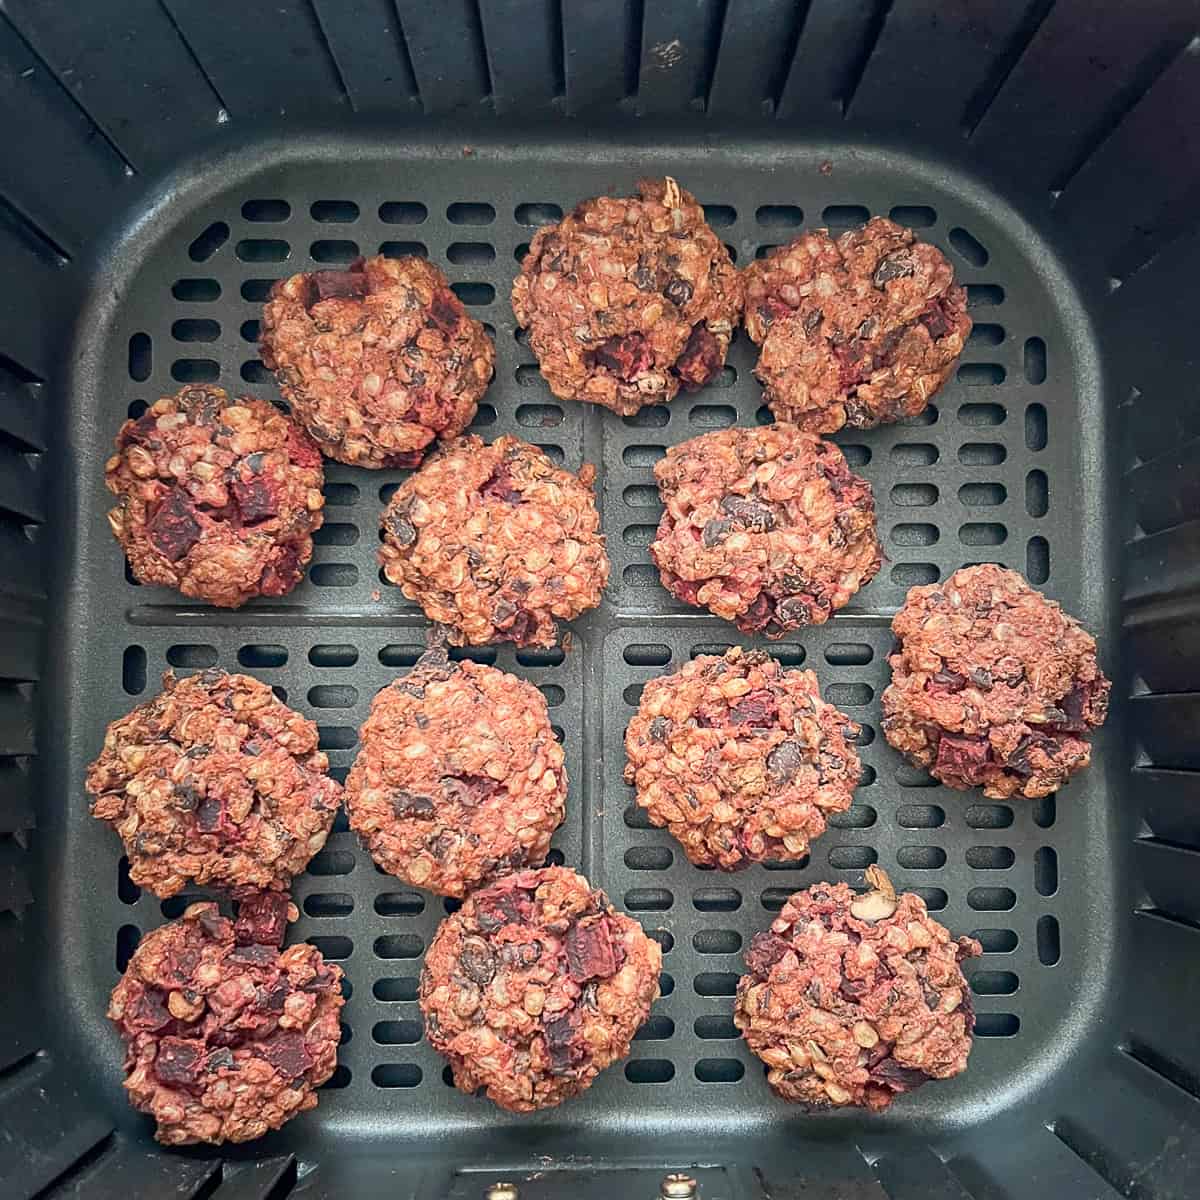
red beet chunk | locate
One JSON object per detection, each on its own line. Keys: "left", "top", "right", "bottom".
{"left": 926, "top": 669, "right": 968, "bottom": 696}
{"left": 195, "top": 794, "right": 225, "bottom": 834}
{"left": 232, "top": 476, "right": 279, "bottom": 524}
{"left": 429, "top": 289, "right": 462, "bottom": 331}
{"left": 935, "top": 734, "right": 994, "bottom": 784}
{"left": 675, "top": 324, "right": 722, "bottom": 391}
{"left": 565, "top": 916, "right": 618, "bottom": 983}
{"left": 127, "top": 990, "right": 172, "bottom": 1032}
{"left": 868, "top": 1056, "right": 931, "bottom": 1092}
{"left": 833, "top": 339, "right": 870, "bottom": 388}
{"left": 744, "top": 932, "right": 792, "bottom": 977}
{"left": 155, "top": 1036, "right": 205, "bottom": 1090}
{"left": 475, "top": 881, "right": 536, "bottom": 933}
{"left": 259, "top": 1030, "right": 311, "bottom": 1080}
{"left": 258, "top": 545, "right": 302, "bottom": 597}
{"left": 313, "top": 266, "right": 369, "bottom": 301}
{"left": 234, "top": 891, "right": 291, "bottom": 947}
{"left": 728, "top": 689, "right": 779, "bottom": 728}
{"left": 591, "top": 333, "right": 652, "bottom": 381}
{"left": 441, "top": 773, "right": 500, "bottom": 807}
{"left": 543, "top": 1013, "right": 585, "bottom": 1072}
{"left": 148, "top": 489, "right": 202, "bottom": 562}
{"left": 480, "top": 466, "right": 523, "bottom": 504}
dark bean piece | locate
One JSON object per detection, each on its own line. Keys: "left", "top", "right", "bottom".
{"left": 872, "top": 256, "right": 914, "bottom": 288}
{"left": 766, "top": 740, "right": 806, "bottom": 786}
{"left": 720, "top": 494, "right": 778, "bottom": 532}
{"left": 459, "top": 938, "right": 497, "bottom": 985}
{"left": 968, "top": 667, "right": 993, "bottom": 690}
{"left": 391, "top": 789, "right": 436, "bottom": 818}
{"left": 664, "top": 277, "right": 694, "bottom": 307}
{"left": 702, "top": 517, "right": 732, "bottom": 547}
{"left": 382, "top": 508, "right": 416, "bottom": 548}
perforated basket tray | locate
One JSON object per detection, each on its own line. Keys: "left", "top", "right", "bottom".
{"left": 43, "top": 134, "right": 1115, "bottom": 1153}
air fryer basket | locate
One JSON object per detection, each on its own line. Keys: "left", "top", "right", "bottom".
{"left": 2, "top": 2, "right": 1198, "bottom": 1198}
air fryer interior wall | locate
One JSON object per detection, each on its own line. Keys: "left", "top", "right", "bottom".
{"left": 1, "top": 4, "right": 1197, "bottom": 1199}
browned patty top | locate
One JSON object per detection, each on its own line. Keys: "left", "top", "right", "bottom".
{"left": 624, "top": 647, "right": 861, "bottom": 869}
{"left": 512, "top": 177, "right": 742, "bottom": 414}
{"left": 345, "top": 651, "right": 567, "bottom": 897}
{"left": 107, "top": 896, "right": 343, "bottom": 1144}
{"left": 379, "top": 435, "right": 609, "bottom": 647}
{"left": 882, "top": 564, "right": 1109, "bottom": 799}
{"left": 735, "top": 868, "right": 981, "bottom": 1110}
{"left": 87, "top": 670, "right": 342, "bottom": 897}
{"left": 105, "top": 385, "right": 325, "bottom": 608}
{"left": 260, "top": 255, "right": 494, "bottom": 467}
{"left": 744, "top": 217, "right": 970, "bottom": 432}
{"left": 420, "top": 866, "right": 662, "bottom": 1111}
{"left": 650, "top": 423, "right": 881, "bottom": 636}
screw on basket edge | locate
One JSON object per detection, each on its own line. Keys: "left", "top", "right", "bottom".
{"left": 660, "top": 1175, "right": 699, "bottom": 1199}
{"left": 485, "top": 1184, "right": 520, "bottom": 1200}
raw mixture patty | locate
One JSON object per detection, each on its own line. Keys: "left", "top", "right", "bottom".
{"left": 106, "top": 385, "right": 325, "bottom": 607}
{"left": 345, "top": 648, "right": 567, "bottom": 896}
{"left": 624, "top": 647, "right": 861, "bottom": 868}
{"left": 734, "top": 867, "right": 981, "bottom": 1110}
{"left": 379, "top": 435, "right": 609, "bottom": 647}
{"left": 743, "top": 217, "right": 971, "bottom": 433}
{"left": 260, "top": 255, "right": 494, "bottom": 467}
{"left": 87, "top": 670, "right": 342, "bottom": 898}
{"left": 420, "top": 866, "right": 662, "bottom": 1111}
{"left": 511, "top": 177, "right": 742, "bottom": 414}
{"left": 650, "top": 424, "right": 881, "bottom": 635}
{"left": 882, "top": 564, "right": 1110, "bottom": 799}
{"left": 108, "top": 895, "right": 343, "bottom": 1145}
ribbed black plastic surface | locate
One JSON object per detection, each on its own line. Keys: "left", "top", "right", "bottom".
{"left": 41, "top": 142, "right": 1113, "bottom": 1149}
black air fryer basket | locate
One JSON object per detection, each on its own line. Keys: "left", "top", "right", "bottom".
{"left": 3, "top": 1, "right": 1198, "bottom": 1197}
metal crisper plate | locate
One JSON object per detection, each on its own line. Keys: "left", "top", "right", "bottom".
{"left": 45, "top": 137, "right": 1114, "bottom": 1149}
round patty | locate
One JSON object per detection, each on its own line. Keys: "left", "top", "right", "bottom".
{"left": 87, "top": 670, "right": 342, "bottom": 898}
{"left": 260, "top": 255, "right": 494, "bottom": 467}
{"left": 735, "top": 868, "right": 981, "bottom": 1110}
{"left": 743, "top": 217, "right": 971, "bottom": 433}
{"left": 107, "top": 895, "right": 343, "bottom": 1144}
{"left": 106, "top": 385, "right": 325, "bottom": 608}
{"left": 650, "top": 424, "right": 881, "bottom": 636}
{"left": 511, "top": 177, "right": 742, "bottom": 414}
{"left": 882, "top": 564, "right": 1110, "bottom": 799}
{"left": 419, "top": 866, "right": 662, "bottom": 1111}
{"left": 624, "top": 647, "right": 861, "bottom": 869}
{"left": 379, "top": 435, "right": 609, "bottom": 647}
{"left": 345, "top": 649, "right": 567, "bottom": 897}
